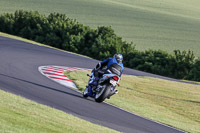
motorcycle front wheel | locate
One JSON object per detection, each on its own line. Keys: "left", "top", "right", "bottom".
{"left": 83, "top": 87, "right": 89, "bottom": 98}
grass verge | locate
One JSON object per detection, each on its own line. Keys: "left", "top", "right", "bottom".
{"left": 64, "top": 70, "right": 200, "bottom": 133}
{"left": 0, "top": 89, "right": 118, "bottom": 133}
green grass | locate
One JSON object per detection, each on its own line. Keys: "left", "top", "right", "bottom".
{"left": 0, "top": 0, "right": 200, "bottom": 57}
{"left": 0, "top": 89, "right": 119, "bottom": 133}
{"left": 64, "top": 70, "right": 200, "bottom": 133}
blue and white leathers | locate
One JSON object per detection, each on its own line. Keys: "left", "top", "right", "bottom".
{"left": 101, "top": 57, "right": 124, "bottom": 73}
{"left": 86, "top": 56, "right": 123, "bottom": 97}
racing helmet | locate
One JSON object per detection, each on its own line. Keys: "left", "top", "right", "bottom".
{"left": 113, "top": 53, "right": 123, "bottom": 64}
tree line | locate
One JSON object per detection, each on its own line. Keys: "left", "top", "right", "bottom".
{"left": 0, "top": 10, "right": 199, "bottom": 81}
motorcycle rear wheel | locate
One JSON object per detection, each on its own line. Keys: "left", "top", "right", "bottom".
{"left": 95, "top": 84, "right": 111, "bottom": 103}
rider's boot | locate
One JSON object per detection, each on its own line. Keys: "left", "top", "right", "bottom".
{"left": 91, "top": 77, "right": 99, "bottom": 91}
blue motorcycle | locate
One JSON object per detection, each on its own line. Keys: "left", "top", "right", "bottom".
{"left": 83, "top": 69, "right": 120, "bottom": 103}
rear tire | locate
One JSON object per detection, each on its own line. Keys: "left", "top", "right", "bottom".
{"left": 95, "top": 84, "right": 111, "bottom": 103}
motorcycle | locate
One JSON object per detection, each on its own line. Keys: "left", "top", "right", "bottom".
{"left": 83, "top": 68, "right": 120, "bottom": 103}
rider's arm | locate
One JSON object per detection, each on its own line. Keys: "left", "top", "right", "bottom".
{"left": 95, "top": 58, "right": 110, "bottom": 70}
{"left": 100, "top": 58, "right": 110, "bottom": 68}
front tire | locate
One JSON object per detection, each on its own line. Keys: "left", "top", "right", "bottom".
{"left": 83, "top": 87, "right": 89, "bottom": 98}
{"left": 95, "top": 84, "right": 111, "bottom": 103}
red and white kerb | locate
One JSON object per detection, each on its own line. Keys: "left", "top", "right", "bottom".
{"left": 38, "top": 66, "right": 91, "bottom": 89}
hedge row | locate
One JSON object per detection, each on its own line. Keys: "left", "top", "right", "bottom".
{"left": 0, "top": 10, "right": 199, "bottom": 81}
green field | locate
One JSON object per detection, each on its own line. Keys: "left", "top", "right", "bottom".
{"left": 64, "top": 70, "right": 200, "bottom": 133}
{"left": 0, "top": 89, "right": 118, "bottom": 133}
{"left": 0, "top": 0, "right": 200, "bottom": 57}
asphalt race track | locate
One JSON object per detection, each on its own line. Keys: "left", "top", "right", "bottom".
{"left": 0, "top": 35, "right": 186, "bottom": 133}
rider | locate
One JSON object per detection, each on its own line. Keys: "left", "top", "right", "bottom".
{"left": 88, "top": 53, "right": 124, "bottom": 94}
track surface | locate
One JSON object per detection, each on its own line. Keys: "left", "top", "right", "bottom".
{"left": 0, "top": 36, "right": 185, "bottom": 133}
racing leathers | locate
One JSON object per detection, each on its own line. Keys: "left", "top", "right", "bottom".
{"left": 91, "top": 57, "right": 124, "bottom": 87}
